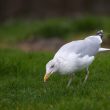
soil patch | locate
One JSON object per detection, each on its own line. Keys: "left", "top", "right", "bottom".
{"left": 17, "top": 38, "right": 66, "bottom": 52}
{"left": 0, "top": 37, "right": 110, "bottom": 52}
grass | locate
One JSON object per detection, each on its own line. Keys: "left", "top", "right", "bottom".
{"left": 0, "top": 49, "right": 110, "bottom": 110}
{"left": 0, "top": 16, "right": 110, "bottom": 43}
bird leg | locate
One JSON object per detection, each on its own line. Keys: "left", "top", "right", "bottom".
{"left": 84, "top": 67, "right": 89, "bottom": 83}
{"left": 66, "top": 75, "right": 74, "bottom": 88}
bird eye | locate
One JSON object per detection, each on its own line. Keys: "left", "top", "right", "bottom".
{"left": 51, "top": 65, "right": 54, "bottom": 68}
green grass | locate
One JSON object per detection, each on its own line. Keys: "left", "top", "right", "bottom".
{"left": 0, "top": 17, "right": 110, "bottom": 43}
{"left": 0, "top": 49, "right": 110, "bottom": 110}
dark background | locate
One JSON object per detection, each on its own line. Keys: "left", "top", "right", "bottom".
{"left": 0, "top": 0, "right": 110, "bottom": 21}
{"left": 0, "top": 0, "right": 110, "bottom": 51}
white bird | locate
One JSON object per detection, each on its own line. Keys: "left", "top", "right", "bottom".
{"left": 44, "top": 30, "right": 110, "bottom": 87}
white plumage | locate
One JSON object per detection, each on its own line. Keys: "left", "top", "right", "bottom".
{"left": 44, "top": 30, "right": 110, "bottom": 87}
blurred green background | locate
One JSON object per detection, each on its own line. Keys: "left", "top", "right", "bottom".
{"left": 0, "top": 0, "right": 110, "bottom": 110}
{"left": 0, "top": 0, "right": 110, "bottom": 51}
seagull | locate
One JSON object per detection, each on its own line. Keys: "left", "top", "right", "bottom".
{"left": 44, "top": 30, "right": 110, "bottom": 87}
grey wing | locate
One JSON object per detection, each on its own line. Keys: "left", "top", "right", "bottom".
{"left": 77, "top": 40, "right": 100, "bottom": 56}
{"left": 56, "top": 39, "right": 100, "bottom": 57}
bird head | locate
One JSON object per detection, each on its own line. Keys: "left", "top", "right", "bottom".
{"left": 44, "top": 59, "right": 58, "bottom": 82}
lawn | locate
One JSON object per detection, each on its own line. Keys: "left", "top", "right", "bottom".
{"left": 0, "top": 49, "right": 110, "bottom": 110}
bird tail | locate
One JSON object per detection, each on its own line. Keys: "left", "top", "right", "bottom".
{"left": 98, "top": 48, "right": 110, "bottom": 52}
{"left": 96, "top": 30, "right": 103, "bottom": 39}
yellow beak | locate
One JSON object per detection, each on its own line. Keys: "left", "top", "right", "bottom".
{"left": 44, "top": 73, "right": 52, "bottom": 82}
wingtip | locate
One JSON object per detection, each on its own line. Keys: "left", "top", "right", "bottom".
{"left": 98, "top": 48, "right": 110, "bottom": 52}
{"left": 96, "top": 30, "right": 104, "bottom": 39}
